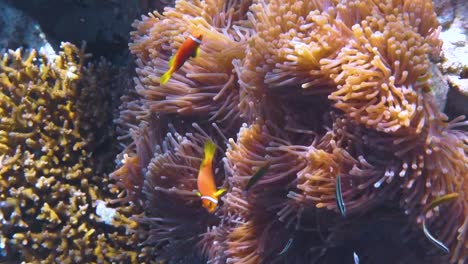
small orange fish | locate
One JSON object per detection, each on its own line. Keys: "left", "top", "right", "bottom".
{"left": 160, "top": 32, "right": 203, "bottom": 84}
{"left": 196, "top": 140, "right": 226, "bottom": 213}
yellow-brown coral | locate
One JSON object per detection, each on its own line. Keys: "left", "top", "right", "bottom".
{"left": 0, "top": 44, "right": 148, "bottom": 263}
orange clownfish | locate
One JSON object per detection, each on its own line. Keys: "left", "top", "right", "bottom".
{"left": 196, "top": 140, "right": 226, "bottom": 213}
{"left": 160, "top": 33, "right": 203, "bottom": 85}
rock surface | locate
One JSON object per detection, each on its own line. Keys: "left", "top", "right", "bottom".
{"left": 436, "top": 0, "right": 468, "bottom": 116}
{"left": 0, "top": 2, "right": 50, "bottom": 50}
{"left": 2, "top": 0, "right": 170, "bottom": 60}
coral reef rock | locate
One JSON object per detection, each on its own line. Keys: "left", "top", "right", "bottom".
{"left": 438, "top": 0, "right": 468, "bottom": 116}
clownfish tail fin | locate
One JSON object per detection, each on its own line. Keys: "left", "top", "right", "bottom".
{"left": 203, "top": 140, "right": 216, "bottom": 161}
{"left": 160, "top": 70, "right": 172, "bottom": 85}
{"left": 160, "top": 55, "right": 177, "bottom": 84}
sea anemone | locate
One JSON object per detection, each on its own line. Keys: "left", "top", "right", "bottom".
{"left": 115, "top": 0, "right": 468, "bottom": 263}
{"left": 112, "top": 114, "right": 230, "bottom": 262}
{"left": 129, "top": 0, "right": 254, "bottom": 132}
{"left": 322, "top": 0, "right": 442, "bottom": 134}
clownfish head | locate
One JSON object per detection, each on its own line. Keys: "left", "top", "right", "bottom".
{"left": 197, "top": 188, "right": 227, "bottom": 214}
{"left": 201, "top": 195, "right": 218, "bottom": 213}
{"left": 191, "top": 32, "right": 203, "bottom": 42}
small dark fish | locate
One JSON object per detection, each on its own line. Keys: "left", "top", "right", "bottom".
{"left": 278, "top": 238, "right": 294, "bottom": 255}
{"left": 425, "top": 193, "right": 459, "bottom": 213}
{"left": 244, "top": 161, "right": 271, "bottom": 191}
{"left": 423, "top": 220, "right": 450, "bottom": 254}
{"left": 353, "top": 251, "right": 359, "bottom": 264}
{"left": 335, "top": 175, "right": 346, "bottom": 217}
{"left": 420, "top": 193, "right": 459, "bottom": 254}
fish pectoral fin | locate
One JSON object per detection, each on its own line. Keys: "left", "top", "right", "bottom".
{"left": 195, "top": 191, "right": 202, "bottom": 197}
{"left": 193, "top": 46, "right": 201, "bottom": 58}
{"left": 214, "top": 188, "right": 227, "bottom": 198}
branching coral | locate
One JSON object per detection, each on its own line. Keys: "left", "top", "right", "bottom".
{"left": 115, "top": 0, "right": 468, "bottom": 263}
{"left": 0, "top": 44, "right": 149, "bottom": 263}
